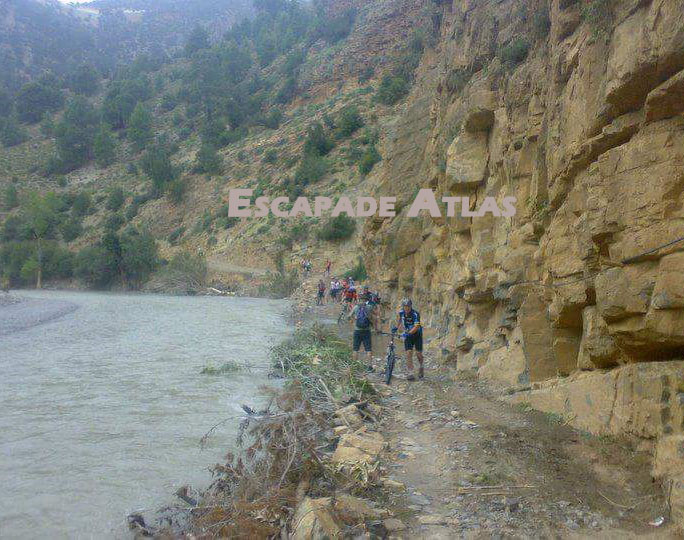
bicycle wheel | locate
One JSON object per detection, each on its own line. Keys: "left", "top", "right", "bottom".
{"left": 337, "top": 307, "right": 345, "bottom": 324}
{"left": 385, "top": 351, "right": 395, "bottom": 385}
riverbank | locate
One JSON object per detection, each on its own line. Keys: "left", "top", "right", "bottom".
{"left": 136, "top": 276, "right": 675, "bottom": 538}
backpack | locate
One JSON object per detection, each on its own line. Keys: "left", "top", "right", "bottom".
{"left": 355, "top": 305, "right": 371, "bottom": 329}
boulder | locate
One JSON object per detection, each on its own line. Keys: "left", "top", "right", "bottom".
{"left": 595, "top": 265, "right": 656, "bottom": 322}
{"left": 577, "top": 307, "right": 622, "bottom": 369}
{"left": 334, "top": 404, "right": 364, "bottom": 429}
{"left": 651, "top": 253, "right": 684, "bottom": 310}
{"left": 331, "top": 429, "right": 385, "bottom": 467}
{"left": 291, "top": 497, "right": 341, "bottom": 540}
{"left": 445, "top": 130, "right": 489, "bottom": 188}
{"left": 645, "top": 69, "right": 684, "bottom": 122}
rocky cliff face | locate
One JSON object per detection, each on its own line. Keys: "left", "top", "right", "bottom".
{"left": 361, "top": 0, "right": 684, "bottom": 522}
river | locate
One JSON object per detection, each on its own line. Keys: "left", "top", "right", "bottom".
{"left": 0, "top": 290, "right": 289, "bottom": 539}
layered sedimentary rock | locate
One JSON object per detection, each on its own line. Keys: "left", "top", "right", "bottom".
{"left": 361, "top": 0, "right": 684, "bottom": 520}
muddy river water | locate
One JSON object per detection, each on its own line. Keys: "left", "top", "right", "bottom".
{"left": 0, "top": 290, "right": 288, "bottom": 539}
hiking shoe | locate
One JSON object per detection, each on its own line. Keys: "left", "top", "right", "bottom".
{"left": 418, "top": 365, "right": 424, "bottom": 379}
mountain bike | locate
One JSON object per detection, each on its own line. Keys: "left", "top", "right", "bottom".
{"left": 337, "top": 301, "right": 352, "bottom": 324}
{"left": 378, "top": 329, "right": 401, "bottom": 385}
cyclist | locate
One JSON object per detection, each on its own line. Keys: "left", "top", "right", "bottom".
{"left": 343, "top": 284, "right": 357, "bottom": 306}
{"left": 349, "top": 296, "right": 379, "bottom": 366}
{"left": 396, "top": 298, "right": 424, "bottom": 381}
{"left": 359, "top": 285, "right": 372, "bottom": 303}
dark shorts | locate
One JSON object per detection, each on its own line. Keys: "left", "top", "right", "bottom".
{"left": 353, "top": 329, "right": 372, "bottom": 352}
{"left": 331, "top": 289, "right": 338, "bottom": 298}
{"left": 344, "top": 296, "right": 353, "bottom": 303}
{"left": 318, "top": 290, "right": 324, "bottom": 297}
{"left": 404, "top": 331, "right": 423, "bottom": 352}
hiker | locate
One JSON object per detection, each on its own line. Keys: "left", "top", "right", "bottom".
{"left": 316, "top": 280, "right": 326, "bottom": 305}
{"left": 325, "top": 259, "right": 331, "bottom": 276}
{"left": 349, "top": 295, "right": 379, "bottom": 366}
{"left": 396, "top": 298, "right": 424, "bottom": 381}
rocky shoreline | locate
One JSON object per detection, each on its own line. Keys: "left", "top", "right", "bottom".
{"left": 131, "top": 277, "right": 673, "bottom": 538}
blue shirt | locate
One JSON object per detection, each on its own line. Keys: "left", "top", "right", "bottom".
{"left": 399, "top": 309, "right": 421, "bottom": 333}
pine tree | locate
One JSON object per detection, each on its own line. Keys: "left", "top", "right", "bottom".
{"left": 127, "top": 103, "right": 153, "bottom": 151}
{"left": 94, "top": 124, "right": 116, "bottom": 168}
{"left": 54, "top": 97, "right": 99, "bottom": 171}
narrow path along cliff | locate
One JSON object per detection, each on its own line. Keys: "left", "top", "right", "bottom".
{"left": 294, "top": 276, "right": 673, "bottom": 538}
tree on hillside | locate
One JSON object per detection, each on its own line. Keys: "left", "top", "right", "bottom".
{"left": 20, "top": 192, "right": 62, "bottom": 288}
{"left": 140, "top": 143, "right": 178, "bottom": 197}
{"left": 69, "top": 64, "right": 100, "bottom": 96}
{"left": 185, "top": 25, "right": 210, "bottom": 57}
{"left": 54, "top": 97, "right": 99, "bottom": 172}
{"left": 303, "top": 122, "right": 334, "bottom": 156}
{"left": 74, "top": 244, "right": 118, "bottom": 289}
{"left": 102, "top": 76, "right": 151, "bottom": 129}
{"left": 127, "top": 103, "right": 153, "bottom": 151}
{"left": 15, "top": 75, "right": 64, "bottom": 124}
{"left": 0, "top": 115, "right": 28, "bottom": 148}
{"left": 121, "top": 228, "right": 159, "bottom": 288}
{"left": 94, "top": 123, "right": 116, "bottom": 168}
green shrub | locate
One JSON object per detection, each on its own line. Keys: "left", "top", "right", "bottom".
{"left": 94, "top": 124, "right": 116, "bottom": 168}
{"left": 106, "top": 188, "right": 125, "bottom": 212}
{"left": 140, "top": 144, "right": 178, "bottom": 197}
{"left": 193, "top": 143, "right": 223, "bottom": 175}
{"left": 127, "top": 103, "right": 154, "bottom": 151}
{"left": 104, "top": 213, "right": 125, "bottom": 232}
{"left": 375, "top": 75, "right": 409, "bottom": 105}
{"left": 499, "top": 37, "right": 530, "bottom": 67}
{"left": 60, "top": 218, "right": 83, "bottom": 242}
{"left": 358, "top": 66, "right": 375, "bottom": 84}
{"left": 71, "top": 192, "right": 92, "bottom": 217}
{"left": 3, "top": 185, "right": 19, "bottom": 210}
{"left": 359, "top": 144, "right": 381, "bottom": 176}
{"left": 0, "top": 116, "right": 29, "bottom": 147}
{"left": 336, "top": 105, "right": 364, "bottom": 137}
{"left": 303, "top": 122, "right": 334, "bottom": 156}
{"left": 125, "top": 201, "right": 140, "bottom": 221}
{"left": 75, "top": 245, "right": 118, "bottom": 288}
{"left": 263, "top": 149, "right": 278, "bottom": 164}
{"left": 294, "top": 155, "right": 328, "bottom": 186}
{"left": 317, "top": 215, "right": 356, "bottom": 241}
{"left": 167, "top": 178, "right": 186, "bottom": 205}
{"left": 344, "top": 256, "right": 368, "bottom": 282}
{"left": 259, "top": 250, "right": 299, "bottom": 299}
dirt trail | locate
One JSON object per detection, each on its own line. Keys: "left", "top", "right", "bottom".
{"left": 302, "top": 286, "right": 673, "bottom": 538}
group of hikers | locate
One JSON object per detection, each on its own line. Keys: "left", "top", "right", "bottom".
{"left": 302, "top": 258, "right": 333, "bottom": 276}
{"left": 316, "top": 277, "right": 380, "bottom": 307}
{"left": 314, "top": 273, "right": 425, "bottom": 381}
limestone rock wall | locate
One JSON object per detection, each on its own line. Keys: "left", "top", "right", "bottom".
{"left": 361, "top": 0, "right": 684, "bottom": 517}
